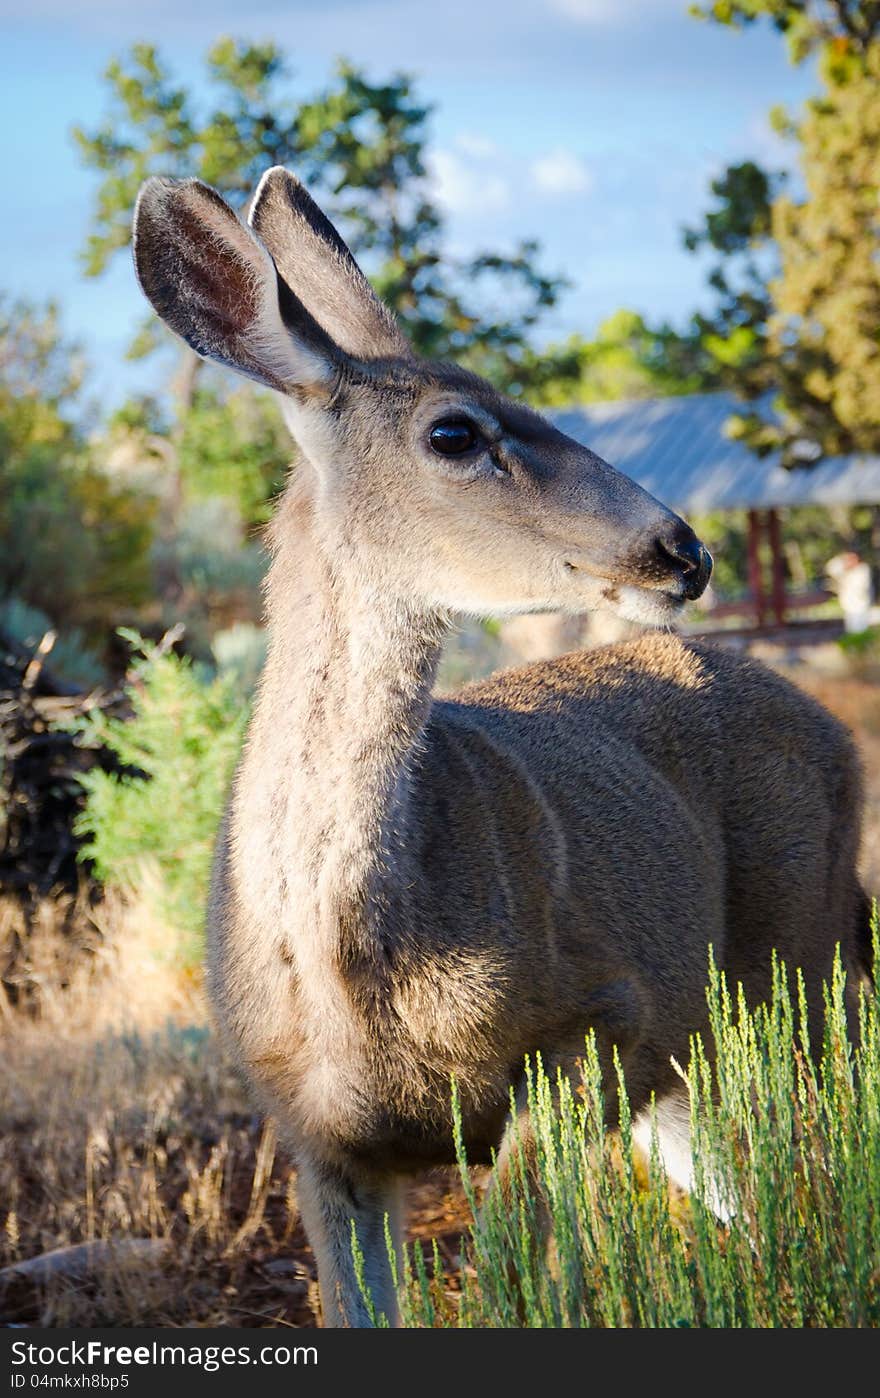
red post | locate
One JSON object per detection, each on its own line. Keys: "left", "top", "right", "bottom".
{"left": 747, "top": 509, "right": 766, "bottom": 628}
{"left": 767, "top": 508, "right": 786, "bottom": 627}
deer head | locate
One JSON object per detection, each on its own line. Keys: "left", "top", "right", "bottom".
{"left": 132, "top": 168, "right": 711, "bottom": 623}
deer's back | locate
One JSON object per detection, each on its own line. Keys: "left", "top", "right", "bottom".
{"left": 411, "top": 632, "right": 862, "bottom": 1058}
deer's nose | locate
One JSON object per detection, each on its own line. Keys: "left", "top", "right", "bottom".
{"left": 656, "top": 525, "right": 712, "bottom": 601}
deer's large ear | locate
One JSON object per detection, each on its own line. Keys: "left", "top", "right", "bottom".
{"left": 249, "top": 166, "right": 409, "bottom": 361}
{"left": 133, "top": 177, "right": 337, "bottom": 393}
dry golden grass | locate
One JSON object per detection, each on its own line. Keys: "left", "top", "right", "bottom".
{"left": 1, "top": 894, "right": 311, "bottom": 1327}
{"left": 0, "top": 892, "right": 471, "bottom": 1328}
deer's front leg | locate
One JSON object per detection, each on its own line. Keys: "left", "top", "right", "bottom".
{"left": 295, "top": 1152, "right": 402, "bottom": 1327}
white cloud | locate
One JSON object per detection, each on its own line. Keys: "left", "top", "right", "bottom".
{"left": 454, "top": 132, "right": 500, "bottom": 160}
{"left": 429, "top": 135, "right": 592, "bottom": 215}
{"left": 548, "top": 0, "right": 671, "bottom": 24}
{"left": 427, "top": 146, "right": 511, "bottom": 215}
{"left": 531, "top": 149, "right": 593, "bottom": 195}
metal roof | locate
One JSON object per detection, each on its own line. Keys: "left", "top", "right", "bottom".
{"left": 551, "top": 392, "right": 880, "bottom": 512}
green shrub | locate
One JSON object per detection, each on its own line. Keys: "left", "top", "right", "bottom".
{"left": 177, "top": 385, "right": 292, "bottom": 526}
{"left": 837, "top": 627, "right": 880, "bottom": 679}
{"left": 379, "top": 939, "right": 879, "bottom": 1328}
{"left": 151, "top": 498, "right": 267, "bottom": 605}
{"left": 0, "top": 299, "right": 155, "bottom": 648}
{"left": 148, "top": 499, "right": 267, "bottom": 662}
{"left": 72, "top": 632, "right": 248, "bottom": 963}
{"left": 0, "top": 442, "right": 156, "bottom": 648}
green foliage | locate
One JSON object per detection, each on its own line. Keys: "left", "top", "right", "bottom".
{"left": 838, "top": 624, "right": 880, "bottom": 655}
{"left": 73, "top": 41, "right": 571, "bottom": 398}
{"left": 72, "top": 633, "right": 249, "bottom": 962}
{"left": 149, "top": 498, "right": 267, "bottom": 660}
{"left": 532, "top": 310, "right": 720, "bottom": 407}
{"left": 686, "top": 160, "right": 780, "bottom": 257}
{"left": 681, "top": 162, "right": 783, "bottom": 412}
{"left": 71, "top": 40, "right": 300, "bottom": 280}
{"left": 690, "top": 1, "right": 880, "bottom": 63}
{"left": 379, "top": 939, "right": 880, "bottom": 1327}
{"left": 756, "top": 42, "right": 880, "bottom": 459}
{"left": 0, "top": 450, "right": 156, "bottom": 641}
{"left": 157, "top": 499, "right": 265, "bottom": 601}
{"left": 176, "top": 385, "right": 291, "bottom": 524}
{"left": 0, "top": 299, "right": 155, "bottom": 646}
{"left": 0, "top": 295, "right": 86, "bottom": 439}
{"left": 99, "top": 387, "right": 274, "bottom": 652}
{"left": 686, "top": 6, "right": 880, "bottom": 465}
{"left": 837, "top": 625, "right": 880, "bottom": 677}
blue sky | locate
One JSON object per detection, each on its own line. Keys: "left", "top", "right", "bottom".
{"left": 0, "top": 0, "right": 814, "bottom": 409}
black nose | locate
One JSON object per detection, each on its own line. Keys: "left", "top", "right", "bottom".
{"left": 656, "top": 524, "right": 712, "bottom": 601}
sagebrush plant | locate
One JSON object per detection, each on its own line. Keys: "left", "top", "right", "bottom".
{"left": 72, "top": 631, "right": 248, "bottom": 963}
{"left": 369, "top": 932, "right": 880, "bottom": 1328}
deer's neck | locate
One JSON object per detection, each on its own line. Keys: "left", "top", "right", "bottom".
{"left": 232, "top": 476, "right": 445, "bottom": 982}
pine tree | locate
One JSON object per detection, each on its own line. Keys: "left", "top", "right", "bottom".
{"left": 688, "top": 2, "right": 880, "bottom": 463}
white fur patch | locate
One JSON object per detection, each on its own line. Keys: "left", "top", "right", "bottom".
{"left": 634, "top": 1086, "right": 733, "bottom": 1222}
{"left": 609, "top": 584, "right": 683, "bottom": 627}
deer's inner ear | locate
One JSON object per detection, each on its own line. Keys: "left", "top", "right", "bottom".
{"left": 249, "top": 166, "right": 409, "bottom": 361}
{"left": 173, "top": 205, "right": 264, "bottom": 338}
{"left": 132, "top": 176, "right": 338, "bottom": 394}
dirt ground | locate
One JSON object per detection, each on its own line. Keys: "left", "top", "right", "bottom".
{"left": 793, "top": 670, "right": 880, "bottom": 896}
{"left": 1, "top": 663, "right": 878, "bottom": 1329}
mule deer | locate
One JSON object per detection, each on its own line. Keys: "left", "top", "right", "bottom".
{"left": 132, "top": 168, "right": 870, "bottom": 1327}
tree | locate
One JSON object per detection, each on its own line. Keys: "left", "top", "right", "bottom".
{"left": 73, "top": 41, "right": 572, "bottom": 400}
{"left": 0, "top": 297, "right": 86, "bottom": 454}
{"left": 759, "top": 43, "right": 880, "bottom": 458}
{"left": 529, "top": 310, "right": 720, "bottom": 407}
{"left": 175, "top": 383, "right": 292, "bottom": 526}
{"left": 73, "top": 40, "right": 304, "bottom": 405}
{"left": 0, "top": 299, "right": 155, "bottom": 652}
{"left": 687, "top": 2, "right": 880, "bottom": 464}
{"left": 682, "top": 161, "right": 784, "bottom": 391}
{"left": 690, "top": 1, "right": 880, "bottom": 62}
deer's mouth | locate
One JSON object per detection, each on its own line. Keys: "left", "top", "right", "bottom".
{"left": 608, "top": 582, "right": 687, "bottom": 626}
{"left": 561, "top": 558, "right": 690, "bottom": 628}
{"left": 562, "top": 518, "right": 710, "bottom": 612}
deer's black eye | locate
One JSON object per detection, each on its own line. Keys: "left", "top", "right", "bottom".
{"left": 428, "top": 418, "right": 480, "bottom": 456}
